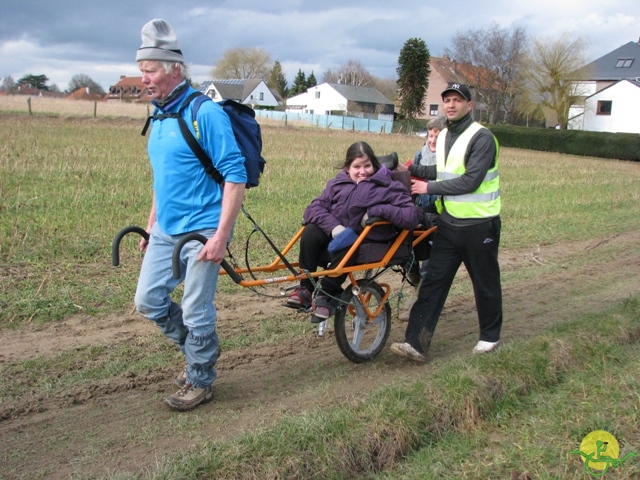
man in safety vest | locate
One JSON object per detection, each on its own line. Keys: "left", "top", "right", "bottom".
{"left": 391, "top": 83, "right": 503, "bottom": 362}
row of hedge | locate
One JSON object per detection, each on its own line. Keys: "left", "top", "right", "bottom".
{"left": 489, "top": 124, "right": 640, "bottom": 162}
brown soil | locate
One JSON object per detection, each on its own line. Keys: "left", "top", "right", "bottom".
{"left": 1, "top": 229, "right": 639, "bottom": 479}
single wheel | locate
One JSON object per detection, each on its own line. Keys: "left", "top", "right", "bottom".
{"left": 334, "top": 279, "right": 391, "bottom": 363}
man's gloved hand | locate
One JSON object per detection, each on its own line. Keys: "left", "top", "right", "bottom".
{"left": 327, "top": 227, "right": 359, "bottom": 253}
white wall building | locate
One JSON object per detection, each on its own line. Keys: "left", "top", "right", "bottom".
{"left": 569, "top": 40, "right": 640, "bottom": 133}
{"left": 286, "top": 83, "right": 394, "bottom": 121}
{"left": 569, "top": 79, "right": 640, "bottom": 134}
{"left": 199, "top": 79, "right": 280, "bottom": 108}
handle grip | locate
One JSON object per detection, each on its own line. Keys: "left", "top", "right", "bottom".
{"left": 172, "top": 233, "right": 243, "bottom": 284}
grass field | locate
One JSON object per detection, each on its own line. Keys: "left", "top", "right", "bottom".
{"left": 1, "top": 108, "right": 640, "bottom": 479}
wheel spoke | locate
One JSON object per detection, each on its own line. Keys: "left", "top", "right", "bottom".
{"left": 351, "top": 317, "right": 365, "bottom": 348}
{"left": 334, "top": 280, "right": 391, "bottom": 363}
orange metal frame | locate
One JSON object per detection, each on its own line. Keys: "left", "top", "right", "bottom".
{"left": 221, "top": 221, "right": 436, "bottom": 289}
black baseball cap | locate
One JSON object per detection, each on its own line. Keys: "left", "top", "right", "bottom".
{"left": 441, "top": 83, "right": 472, "bottom": 101}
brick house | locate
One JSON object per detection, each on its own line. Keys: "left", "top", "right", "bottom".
{"left": 418, "top": 56, "right": 486, "bottom": 121}
{"left": 67, "top": 87, "right": 104, "bottom": 101}
{"left": 105, "top": 76, "right": 151, "bottom": 103}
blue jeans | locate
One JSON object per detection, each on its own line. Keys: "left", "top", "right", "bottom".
{"left": 135, "top": 223, "right": 222, "bottom": 388}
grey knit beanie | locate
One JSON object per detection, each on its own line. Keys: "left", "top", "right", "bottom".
{"left": 136, "top": 19, "right": 185, "bottom": 63}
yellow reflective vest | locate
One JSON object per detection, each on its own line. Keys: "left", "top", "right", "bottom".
{"left": 435, "top": 122, "right": 500, "bottom": 218}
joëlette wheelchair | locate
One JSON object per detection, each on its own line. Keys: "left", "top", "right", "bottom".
{"left": 112, "top": 153, "right": 436, "bottom": 363}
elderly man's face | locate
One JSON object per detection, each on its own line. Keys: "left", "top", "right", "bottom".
{"left": 139, "top": 60, "right": 181, "bottom": 100}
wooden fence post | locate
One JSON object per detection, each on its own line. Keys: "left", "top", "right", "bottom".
{"left": 27, "top": 97, "right": 32, "bottom": 115}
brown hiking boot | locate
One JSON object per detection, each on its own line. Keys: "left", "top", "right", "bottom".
{"left": 174, "top": 365, "right": 187, "bottom": 387}
{"left": 164, "top": 383, "right": 213, "bottom": 411}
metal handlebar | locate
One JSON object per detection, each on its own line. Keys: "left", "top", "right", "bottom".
{"left": 171, "top": 233, "right": 244, "bottom": 284}
{"left": 112, "top": 225, "right": 148, "bottom": 266}
{"left": 112, "top": 226, "right": 243, "bottom": 285}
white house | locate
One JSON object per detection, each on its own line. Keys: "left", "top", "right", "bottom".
{"left": 286, "top": 83, "right": 394, "bottom": 121}
{"left": 569, "top": 39, "right": 640, "bottom": 133}
{"left": 199, "top": 79, "right": 280, "bottom": 108}
{"left": 569, "top": 79, "right": 640, "bottom": 134}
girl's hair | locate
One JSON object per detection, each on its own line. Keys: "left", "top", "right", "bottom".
{"left": 342, "top": 141, "right": 380, "bottom": 170}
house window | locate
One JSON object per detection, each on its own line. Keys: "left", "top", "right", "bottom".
{"left": 315, "top": 91, "right": 321, "bottom": 99}
{"left": 429, "top": 104, "right": 438, "bottom": 116}
{"left": 597, "top": 100, "right": 612, "bottom": 115}
{"left": 250, "top": 94, "right": 254, "bottom": 100}
{"left": 260, "top": 92, "right": 264, "bottom": 101}
{"left": 615, "top": 58, "right": 634, "bottom": 68}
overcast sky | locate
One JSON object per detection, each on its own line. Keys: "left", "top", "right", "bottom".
{"left": 1, "top": 0, "right": 638, "bottom": 92}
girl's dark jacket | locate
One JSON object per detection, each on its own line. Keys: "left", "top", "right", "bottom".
{"left": 303, "top": 165, "right": 421, "bottom": 243}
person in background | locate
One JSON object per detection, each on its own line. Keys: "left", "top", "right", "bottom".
{"left": 285, "top": 141, "right": 421, "bottom": 322}
{"left": 396, "top": 115, "right": 446, "bottom": 320}
{"left": 391, "top": 83, "right": 503, "bottom": 362}
{"left": 133, "top": 19, "right": 247, "bottom": 410}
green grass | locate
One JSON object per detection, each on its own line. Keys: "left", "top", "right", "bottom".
{"left": 101, "top": 296, "right": 640, "bottom": 480}
{"left": 2, "top": 113, "right": 640, "bottom": 479}
{"left": 2, "top": 114, "right": 640, "bottom": 326}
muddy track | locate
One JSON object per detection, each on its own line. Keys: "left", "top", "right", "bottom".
{"left": 1, "top": 229, "right": 639, "bottom": 479}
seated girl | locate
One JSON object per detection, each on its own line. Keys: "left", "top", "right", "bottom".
{"left": 285, "top": 141, "right": 421, "bottom": 322}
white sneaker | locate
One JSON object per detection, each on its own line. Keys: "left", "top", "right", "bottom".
{"left": 473, "top": 340, "right": 500, "bottom": 354}
{"left": 390, "top": 342, "right": 427, "bottom": 362}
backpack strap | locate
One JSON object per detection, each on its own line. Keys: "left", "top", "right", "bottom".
{"left": 175, "top": 92, "right": 225, "bottom": 185}
{"left": 141, "top": 91, "right": 225, "bottom": 185}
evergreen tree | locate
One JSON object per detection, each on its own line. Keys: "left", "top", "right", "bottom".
{"left": 307, "top": 71, "right": 317, "bottom": 88}
{"left": 289, "top": 69, "right": 307, "bottom": 96}
{"left": 268, "top": 60, "right": 288, "bottom": 99}
{"left": 17, "top": 74, "right": 50, "bottom": 90}
{"left": 396, "top": 38, "right": 430, "bottom": 119}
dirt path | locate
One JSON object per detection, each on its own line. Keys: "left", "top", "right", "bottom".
{"left": 1, "top": 229, "right": 639, "bottom": 479}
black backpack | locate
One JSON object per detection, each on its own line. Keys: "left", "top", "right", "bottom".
{"left": 142, "top": 91, "right": 266, "bottom": 188}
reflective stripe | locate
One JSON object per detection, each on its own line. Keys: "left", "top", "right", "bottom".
{"left": 437, "top": 170, "right": 499, "bottom": 181}
{"left": 443, "top": 190, "right": 500, "bottom": 203}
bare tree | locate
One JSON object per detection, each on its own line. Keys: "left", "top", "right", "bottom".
{"left": 371, "top": 77, "right": 397, "bottom": 102}
{"left": 68, "top": 74, "right": 105, "bottom": 96}
{"left": 1, "top": 75, "right": 17, "bottom": 92}
{"left": 322, "top": 60, "right": 374, "bottom": 86}
{"left": 212, "top": 47, "right": 271, "bottom": 79}
{"left": 522, "top": 32, "right": 589, "bottom": 129}
{"left": 447, "top": 23, "right": 528, "bottom": 124}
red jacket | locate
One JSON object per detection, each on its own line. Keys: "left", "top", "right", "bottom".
{"left": 303, "top": 165, "right": 421, "bottom": 243}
